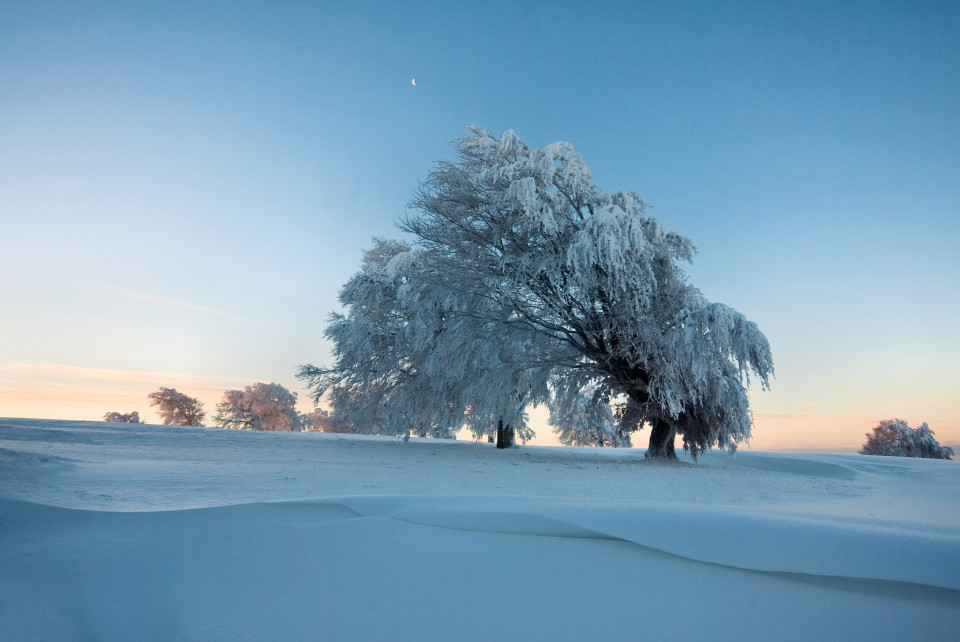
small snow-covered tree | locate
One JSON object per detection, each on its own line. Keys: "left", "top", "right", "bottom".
{"left": 301, "top": 128, "right": 773, "bottom": 458}
{"left": 214, "top": 382, "right": 303, "bottom": 432}
{"left": 103, "top": 411, "right": 142, "bottom": 424}
{"left": 147, "top": 387, "right": 205, "bottom": 426}
{"left": 860, "top": 419, "right": 953, "bottom": 459}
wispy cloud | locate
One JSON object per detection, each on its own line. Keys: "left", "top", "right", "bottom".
{"left": 92, "top": 285, "right": 247, "bottom": 321}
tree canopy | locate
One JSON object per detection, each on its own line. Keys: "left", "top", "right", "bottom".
{"left": 300, "top": 128, "right": 773, "bottom": 458}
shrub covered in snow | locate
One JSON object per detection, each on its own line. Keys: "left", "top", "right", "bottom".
{"left": 860, "top": 419, "right": 953, "bottom": 459}
{"left": 103, "top": 411, "right": 142, "bottom": 423}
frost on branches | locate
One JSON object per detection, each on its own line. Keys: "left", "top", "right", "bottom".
{"left": 147, "top": 387, "right": 205, "bottom": 427}
{"left": 549, "top": 381, "right": 630, "bottom": 447}
{"left": 860, "top": 419, "right": 953, "bottom": 459}
{"left": 214, "top": 382, "right": 303, "bottom": 432}
{"left": 299, "top": 128, "right": 773, "bottom": 458}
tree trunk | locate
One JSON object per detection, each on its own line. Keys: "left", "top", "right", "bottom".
{"left": 496, "top": 420, "right": 515, "bottom": 449}
{"left": 645, "top": 419, "right": 677, "bottom": 460}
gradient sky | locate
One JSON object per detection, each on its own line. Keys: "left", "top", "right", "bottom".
{"left": 2, "top": 0, "right": 958, "bottom": 452}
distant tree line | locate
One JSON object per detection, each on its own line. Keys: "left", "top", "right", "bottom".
{"left": 103, "top": 384, "right": 339, "bottom": 433}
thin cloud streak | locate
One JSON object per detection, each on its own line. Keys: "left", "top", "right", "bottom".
{"left": 0, "top": 384, "right": 147, "bottom": 405}
{"left": 106, "top": 286, "right": 247, "bottom": 321}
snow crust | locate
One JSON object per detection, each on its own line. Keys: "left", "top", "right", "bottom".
{"left": 2, "top": 418, "right": 958, "bottom": 640}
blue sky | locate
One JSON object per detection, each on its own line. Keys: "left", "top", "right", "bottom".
{"left": 2, "top": 0, "right": 958, "bottom": 450}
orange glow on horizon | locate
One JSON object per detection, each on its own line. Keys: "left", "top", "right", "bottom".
{"left": 2, "top": 362, "right": 957, "bottom": 453}
{"left": 0, "top": 362, "right": 313, "bottom": 425}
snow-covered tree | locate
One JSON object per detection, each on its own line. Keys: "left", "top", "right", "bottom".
{"left": 103, "top": 411, "right": 142, "bottom": 424}
{"left": 860, "top": 419, "right": 953, "bottom": 459}
{"left": 406, "top": 128, "right": 774, "bottom": 458}
{"left": 214, "top": 382, "right": 303, "bottom": 432}
{"left": 301, "top": 128, "right": 773, "bottom": 458}
{"left": 147, "top": 387, "right": 205, "bottom": 426}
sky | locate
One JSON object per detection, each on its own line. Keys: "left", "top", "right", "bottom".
{"left": 2, "top": 0, "right": 958, "bottom": 452}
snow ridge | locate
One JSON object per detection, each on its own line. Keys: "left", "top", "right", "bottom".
{"left": 325, "top": 495, "right": 960, "bottom": 592}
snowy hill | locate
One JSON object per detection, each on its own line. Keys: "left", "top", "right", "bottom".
{"left": 1, "top": 418, "right": 958, "bottom": 640}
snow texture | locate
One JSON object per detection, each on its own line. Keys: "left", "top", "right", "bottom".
{"left": 1, "top": 418, "right": 958, "bottom": 640}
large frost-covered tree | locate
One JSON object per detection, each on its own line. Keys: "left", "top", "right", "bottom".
{"left": 214, "top": 382, "right": 303, "bottom": 432}
{"left": 300, "top": 128, "right": 773, "bottom": 458}
{"left": 147, "top": 387, "right": 205, "bottom": 427}
{"left": 860, "top": 419, "right": 953, "bottom": 459}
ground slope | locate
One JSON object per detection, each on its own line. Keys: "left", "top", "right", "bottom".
{"left": 1, "top": 419, "right": 958, "bottom": 640}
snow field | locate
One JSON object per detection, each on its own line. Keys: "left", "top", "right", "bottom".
{"left": 1, "top": 419, "right": 958, "bottom": 640}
